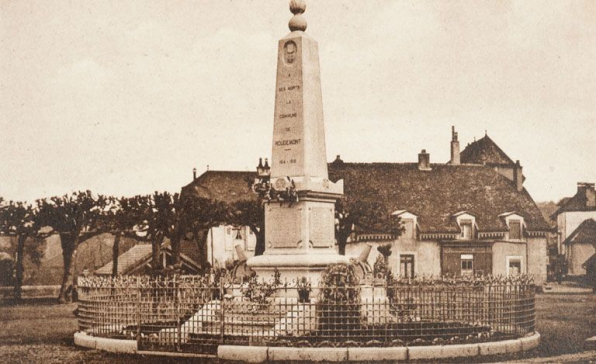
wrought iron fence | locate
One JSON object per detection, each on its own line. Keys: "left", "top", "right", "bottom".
{"left": 76, "top": 275, "right": 535, "bottom": 355}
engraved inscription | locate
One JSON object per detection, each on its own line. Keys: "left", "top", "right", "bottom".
{"left": 267, "top": 206, "right": 302, "bottom": 248}
{"left": 278, "top": 85, "right": 301, "bottom": 92}
{"left": 275, "top": 139, "right": 301, "bottom": 146}
{"left": 309, "top": 207, "right": 334, "bottom": 247}
{"left": 279, "top": 113, "right": 297, "bottom": 119}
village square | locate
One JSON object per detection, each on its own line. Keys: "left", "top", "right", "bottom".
{"left": 1, "top": 0, "right": 596, "bottom": 363}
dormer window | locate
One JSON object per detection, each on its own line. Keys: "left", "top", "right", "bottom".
{"left": 453, "top": 212, "right": 476, "bottom": 240}
{"left": 461, "top": 220, "right": 473, "bottom": 239}
{"left": 509, "top": 220, "right": 522, "bottom": 240}
{"left": 391, "top": 210, "right": 418, "bottom": 240}
{"left": 499, "top": 212, "right": 525, "bottom": 241}
{"left": 402, "top": 219, "right": 416, "bottom": 239}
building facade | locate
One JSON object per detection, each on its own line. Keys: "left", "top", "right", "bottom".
{"left": 553, "top": 182, "right": 596, "bottom": 276}
{"left": 184, "top": 130, "right": 550, "bottom": 285}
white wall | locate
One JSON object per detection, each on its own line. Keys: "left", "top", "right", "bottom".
{"left": 558, "top": 211, "right": 596, "bottom": 275}
{"left": 345, "top": 238, "right": 441, "bottom": 277}
{"left": 527, "top": 237, "right": 547, "bottom": 285}
{"left": 206, "top": 225, "right": 256, "bottom": 269}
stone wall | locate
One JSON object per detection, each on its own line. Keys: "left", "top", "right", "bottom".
{"left": 492, "top": 242, "right": 526, "bottom": 276}
{"left": 527, "top": 237, "right": 547, "bottom": 285}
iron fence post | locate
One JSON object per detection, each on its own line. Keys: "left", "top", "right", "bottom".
{"left": 136, "top": 287, "right": 142, "bottom": 343}
{"left": 176, "top": 278, "right": 181, "bottom": 351}
{"left": 220, "top": 277, "right": 225, "bottom": 344}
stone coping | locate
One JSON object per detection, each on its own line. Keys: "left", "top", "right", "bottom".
{"left": 75, "top": 331, "right": 540, "bottom": 362}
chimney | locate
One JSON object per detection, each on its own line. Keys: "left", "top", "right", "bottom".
{"left": 332, "top": 154, "right": 344, "bottom": 167}
{"left": 513, "top": 160, "right": 523, "bottom": 191}
{"left": 193, "top": 167, "right": 197, "bottom": 180}
{"left": 418, "top": 149, "right": 431, "bottom": 171}
{"left": 578, "top": 182, "right": 596, "bottom": 207}
{"left": 449, "top": 126, "right": 460, "bottom": 165}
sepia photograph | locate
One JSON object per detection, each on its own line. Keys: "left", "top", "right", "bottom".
{"left": 1, "top": 0, "right": 595, "bottom": 362}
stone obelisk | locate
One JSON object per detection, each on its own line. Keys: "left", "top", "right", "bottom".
{"left": 247, "top": 0, "right": 349, "bottom": 282}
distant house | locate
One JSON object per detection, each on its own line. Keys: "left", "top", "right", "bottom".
{"left": 460, "top": 132, "right": 524, "bottom": 185}
{"left": 181, "top": 170, "right": 258, "bottom": 269}
{"left": 0, "top": 233, "right": 138, "bottom": 285}
{"left": 183, "top": 129, "right": 551, "bottom": 285}
{"left": 94, "top": 243, "right": 201, "bottom": 276}
{"left": 552, "top": 183, "right": 596, "bottom": 276}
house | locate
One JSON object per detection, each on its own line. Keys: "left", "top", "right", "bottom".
{"left": 335, "top": 131, "right": 549, "bottom": 284}
{"left": 184, "top": 129, "right": 550, "bottom": 285}
{"left": 94, "top": 242, "right": 201, "bottom": 276}
{"left": 180, "top": 170, "right": 258, "bottom": 269}
{"left": 552, "top": 183, "right": 596, "bottom": 276}
{"left": 0, "top": 233, "right": 139, "bottom": 285}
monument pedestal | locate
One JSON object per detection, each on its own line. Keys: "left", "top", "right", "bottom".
{"left": 247, "top": 187, "right": 349, "bottom": 284}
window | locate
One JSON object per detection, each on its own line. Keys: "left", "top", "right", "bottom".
{"left": 461, "top": 254, "right": 474, "bottom": 276}
{"left": 226, "top": 227, "right": 232, "bottom": 235}
{"left": 509, "top": 220, "right": 522, "bottom": 240}
{"left": 507, "top": 257, "right": 522, "bottom": 276}
{"left": 400, "top": 255, "right": 415, "bottom": 278}
{"left": 402, "top": 219, "right": 416, "bottom": 239}
{"left": 460, "top": 220, "right": 473, "bottom": 239}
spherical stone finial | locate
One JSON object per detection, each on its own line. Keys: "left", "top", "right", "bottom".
{"left": 289, "top": 0, "right": 307, "bottom": 31}
{"left": 289, "top": 14, "right": 307, "bottom": 32}
{"left": 289, "top": 0, "right": 306, "bottom": 15}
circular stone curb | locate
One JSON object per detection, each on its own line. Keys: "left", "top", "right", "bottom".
{"left": 73, "top": 332, "right": 214, "bottom": 358}
{"left": 74, "top": 331, "right": 540, "bottom": 362}
{"left": 218, "top": 333, "right": 541, "bottom": 363}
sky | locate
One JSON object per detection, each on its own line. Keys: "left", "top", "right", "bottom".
{"left": 1, "top": 0, "right": 595, "bottom": 203}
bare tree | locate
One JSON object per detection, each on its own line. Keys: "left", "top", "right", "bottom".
{"left": 0, "top": 199, "right": 45, "bottom": 301}
{"left": 36, "top": 191, "right": 107, "bottom": 303}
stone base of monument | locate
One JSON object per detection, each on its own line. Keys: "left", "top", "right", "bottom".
{"left": 247, "top": 253, "right": 351, "bottom": 285}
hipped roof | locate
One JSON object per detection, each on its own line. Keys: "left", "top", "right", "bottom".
{"left": 328, "top": 162, "right": 549, "bottom": 234}
{"left": 183, "top": 162, "right": 550, "bottom": 234}
{"left": 552, "top": 191, "right": 596, "bottom": 217}
{"left": 460, "top": 135, "right": 515, "bottom": 166}
{"left": 563, "top": 219, "right": 596, "bottom": 246}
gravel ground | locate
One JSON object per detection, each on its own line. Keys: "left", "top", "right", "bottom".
{"left": 1, "top": 294, "right": 595, "bottom": 363}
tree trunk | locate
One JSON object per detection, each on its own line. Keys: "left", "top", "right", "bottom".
{"left": 337, "top": 229, "right": 350, "bottom": 256}
{"left": 151, "top": 234, "right": 164, "bottom": 273}
{"left": 171, "top": 227, "right": 183, "bottom": 267}
{"left": 14, "top": 235, "right": 27, "bottom": 301}
{"left": 58, "top": 233, "right": 79, "bottom": 304}
{"left": 252, "top": 224, "right": 265, "bottom": 256}
{"left": 195, "top": 229, "right": 210, "bottom": 271}
{"left": 112, "top": 233, "right": 121, "bottom": 277}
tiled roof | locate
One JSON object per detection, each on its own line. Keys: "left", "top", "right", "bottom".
{"left": 185, "top": 162, "right": 550, "bottom": 234}
{"left": 328, "top": 163, "right": 550, "bottom": 233}
{"left": 95, "top": 244, "right": 153, "bottom": 275}
{"left": 563, "top": 219, "right": 596, "bottom": 245}
{"left": 552, "top": 191, "right": 596, "bottom": 217}
{"left": 181, "top": 171, "right": 257, "bottom": 203}
{"left": 582, "top": 253, "right": 596, "bottom": 270}
{"left": 95, "top": 243, "right": 202, "bottom": 275}
{"left": 460, "top": 135, "right": 515, "bottom": 166}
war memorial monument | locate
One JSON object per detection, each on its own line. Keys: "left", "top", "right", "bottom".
{"left": 73, "top": 1, "right": 541, "bottom": 361}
